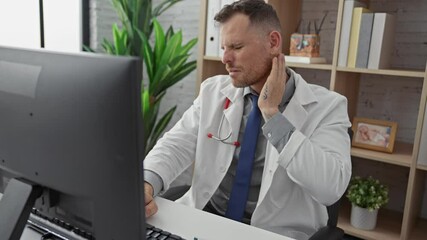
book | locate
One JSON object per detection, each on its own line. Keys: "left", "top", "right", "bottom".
{"left": 347, "top": 7, "right": 372, "bottom": 68}
{"left": 355, "top": 12, "right": 374, "bottom": 68}
{"left": 338, "top": 0, "right": 368, "bottom": 67}
{"left": 205, "top": 0, "right": 221, "bottom": 57}
{"left": 368, "top": 13, "right": 397, "bottom": 69}
{"left": 285, "top": 55, "right": 326, "bottom": 64}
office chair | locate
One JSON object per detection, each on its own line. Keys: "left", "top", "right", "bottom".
{"left": 308, "top": 198, "right": 344, "bottom": 240}
{"left": 162, "top": 129, "right": 354, "bottom": 240}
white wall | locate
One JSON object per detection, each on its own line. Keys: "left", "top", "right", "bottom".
{"left": 0, "top": 0, "right": 82, "bottom": 52}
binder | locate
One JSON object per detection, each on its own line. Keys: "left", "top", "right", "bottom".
{"left": 355, "top": 13, "right": 374, "bottom": 68}
{"left": 205, "top": 0, "right": 221, "bottom": 57}
{"left": 367, "top": 13, "right": 396, "bottom": 69}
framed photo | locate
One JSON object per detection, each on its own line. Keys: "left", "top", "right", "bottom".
{"left": 352, "top": 117, "right": 398, "bottom": 153}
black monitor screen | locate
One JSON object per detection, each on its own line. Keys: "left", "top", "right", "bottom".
{"left": 0, "top": 46, "right": 145, "bottom": 239}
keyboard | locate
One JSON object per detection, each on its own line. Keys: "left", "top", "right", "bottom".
{"left": 28, "top": 208, "right": 185, "bottom": 240}
{"left": 146, "top": 223, "right": 185, "bottom": 240}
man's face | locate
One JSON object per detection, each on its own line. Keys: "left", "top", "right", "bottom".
{"left": 220, "top": 13, "right": 273, "bottom": 91}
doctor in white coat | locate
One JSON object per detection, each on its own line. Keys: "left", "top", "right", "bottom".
{"left": 143, "top": 1, "right": 352, "bottom": 239}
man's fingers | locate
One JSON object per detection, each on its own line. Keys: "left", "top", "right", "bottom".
{"left": 271, "top": 56, "right": 278, "bottom": 80}
{"left": 277, "top": 54, "right": 285, "bottom": 82}
{"left": 144, "top": 182, "right": 158, "bottom": 218}
{"left": 145, "top": 193, "right": 158, "bottom": 218}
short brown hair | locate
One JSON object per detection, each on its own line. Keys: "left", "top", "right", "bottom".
{"left": 214, "top": 0, "right": 282, "bottom": 34}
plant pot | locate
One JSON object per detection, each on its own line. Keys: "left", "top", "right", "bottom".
{"left": 350, "top": 204, "right": 378, "bottom": 230}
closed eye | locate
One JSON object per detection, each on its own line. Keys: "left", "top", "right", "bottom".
{"left": 231, "top": 43, "right": 243, "bottom": 50}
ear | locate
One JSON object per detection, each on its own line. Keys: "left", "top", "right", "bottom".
{"left": 268, "top": 31, "right": 282, "bottom": 55}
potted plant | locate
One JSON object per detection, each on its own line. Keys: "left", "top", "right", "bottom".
{"left": 87, "top": 0, "right": 197, "bottom": 155}
{"left": 346, "top": 176, "right": 389, "bottom": 230}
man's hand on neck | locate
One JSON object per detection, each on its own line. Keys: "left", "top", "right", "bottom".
{"left": 258, "top": 53, "right": 287, "bottom": 121}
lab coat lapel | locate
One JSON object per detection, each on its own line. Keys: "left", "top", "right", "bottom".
{"left": 221, "top": 83, "right": 244, "bottom": 142}
{"left": 256, "top": 72, "right": 318, "bottom": 208}
{"left": 282, "top": 71, "right": 317, "bottom": 130}
{"left": 208, "top": 81, "right": 243, "bottom": 176}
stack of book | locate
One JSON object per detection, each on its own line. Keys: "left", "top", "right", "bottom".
{"left": 338, "top": 0, "right": 396, "bottom": 69}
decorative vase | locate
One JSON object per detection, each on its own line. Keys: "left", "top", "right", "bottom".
{"left": 350, "top": 204, "right": 379, "bottom": 230}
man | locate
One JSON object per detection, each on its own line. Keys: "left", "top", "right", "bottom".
{"left": 143, "top": 0, "right": 351, "bottom": 239}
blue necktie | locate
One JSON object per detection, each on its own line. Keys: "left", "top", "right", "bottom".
{"left": 225, "top": 94, "right": 261, "bottom": 221}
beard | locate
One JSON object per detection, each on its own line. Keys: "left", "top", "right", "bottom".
{"left": 228, "top": 56, "right": 272, "bottom": 88}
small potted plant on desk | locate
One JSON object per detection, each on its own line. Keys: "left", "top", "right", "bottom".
{"left": 346, "top": 176, "right": 389, "bottom": 230}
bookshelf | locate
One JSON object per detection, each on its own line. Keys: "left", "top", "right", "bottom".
{"left": 196, "top": 0, "right": 427, "bottom": 239}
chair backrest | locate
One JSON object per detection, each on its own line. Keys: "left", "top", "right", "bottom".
{"left": 326, "top": 198, "right": 342, "bottom": 227}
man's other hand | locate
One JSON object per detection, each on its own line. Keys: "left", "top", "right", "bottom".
{"left": 144, "top": 182, "right": 158, "bottom": 218}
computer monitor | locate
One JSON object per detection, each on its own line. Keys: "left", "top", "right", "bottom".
{"left": 0, "top": 46, "right": 146, "bottom": 239}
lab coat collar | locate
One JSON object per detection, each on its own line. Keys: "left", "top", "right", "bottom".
{"left": 220, "top": 76, "right": 244, "bottom": 104}
{"left": 288, "top": 68, "right": 318, "bottom": 105}
{"left": 282, "top": 70, "right": 318, "bottom": 130}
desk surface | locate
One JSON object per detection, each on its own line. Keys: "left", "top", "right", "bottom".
{"left": 148, "top": 197, "right": 293, "bottom": 240}
{"left": 16, "top": 196, "right": 293, "bottom": 240}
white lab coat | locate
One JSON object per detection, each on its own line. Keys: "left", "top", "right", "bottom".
{"left": 144, "top": 68, "right": 352, "bottom": 240}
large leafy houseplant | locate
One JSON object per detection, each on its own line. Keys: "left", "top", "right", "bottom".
{"left": 100, "top": 0, "right": 197, "bottom": 154}
{"left": 346, "top": 176, "right": 389, "bottom": 211}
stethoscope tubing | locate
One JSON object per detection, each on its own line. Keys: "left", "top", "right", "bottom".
{"left": 207, "top": 98, "right": 240, "bottom": 147}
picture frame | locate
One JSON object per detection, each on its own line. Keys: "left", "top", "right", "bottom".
{"left": 352, "top": 117, "right": 398, "bottom": 153}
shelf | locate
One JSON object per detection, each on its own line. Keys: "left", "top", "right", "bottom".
{"left": 409, "top": 217, "right": 427, "bottom": 240}
{"left": 287, "top": 62, "right": 333, "bottom": 70}
{"left": 417, "top": 164, "right": 427, "bottom": 171}
{"left": 351, "top": 142, "right": 413, "bottom": 167}
{"left": 338, "top": 202, "right": 402, "bottom": 240}
{"left": 203, "top": 56, "right": 222, "bottom": 61}
{"left": 336, "top": 67, "right": 425, "bottom": 78}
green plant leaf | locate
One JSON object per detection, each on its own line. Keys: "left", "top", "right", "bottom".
{"left": 102, "top": 38, "right": 116, "bottom": 54}
{"left": 153, "top": 19, "right": 166, "bottom": 69}
{"left": 112, "top": 23, "right": 128, "bottom": 55}
{"left": 153, "top": 0, "right": 183, "bottom": 17}
{"left": 151, "top": 63, "right": 172, "bottom": 94}
{"left": 158, "top": 30, "right": 182, "bottom": 68}
{"left": 112, "top": 0, "right": 133, "bottom": 40}
{"left": 165, "top": 60, "right": 197, "bottom": 89}
{"left": 142, "top": 89, "right": 151, "bottom": 120}
{"left": 346, "top": 176, "right": 389, "bottom": 211}
{"left": 179, "top": 38, "right": 198, "bottom": 55}
{"left": 136, "top": 28, "right": 155, "bottom": 81}
{"left": 102, "top": 0, "right": 196, "bottom": 156}
{"left": 82, "top": 45, "right": 95, "bottom": 52}
{"left": 165, "top": 26, "right": 175, "bottom": 41}
{"left": 146, "top": 106, "right": 177, "bottom": 153}
{"left": 137, "top": 0, "right": 152, "bottom": 37}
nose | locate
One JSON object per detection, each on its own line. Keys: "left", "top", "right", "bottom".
{"left": 221, "top": 48, "right": 233, "bottom": 65}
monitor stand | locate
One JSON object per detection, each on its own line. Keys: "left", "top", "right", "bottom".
{"left": 0, "top": 178, "right": 42, "bottom": 240}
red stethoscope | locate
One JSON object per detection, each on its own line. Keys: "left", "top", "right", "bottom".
{"left": 207, "top": 98, "right": 240, "bottom": 147}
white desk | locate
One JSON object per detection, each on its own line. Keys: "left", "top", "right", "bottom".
{"left": 16, "top": 197, "right": 293, "bottom": 240}
{"left": 147, "top": 197, "right": 293, "bottom": 240}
